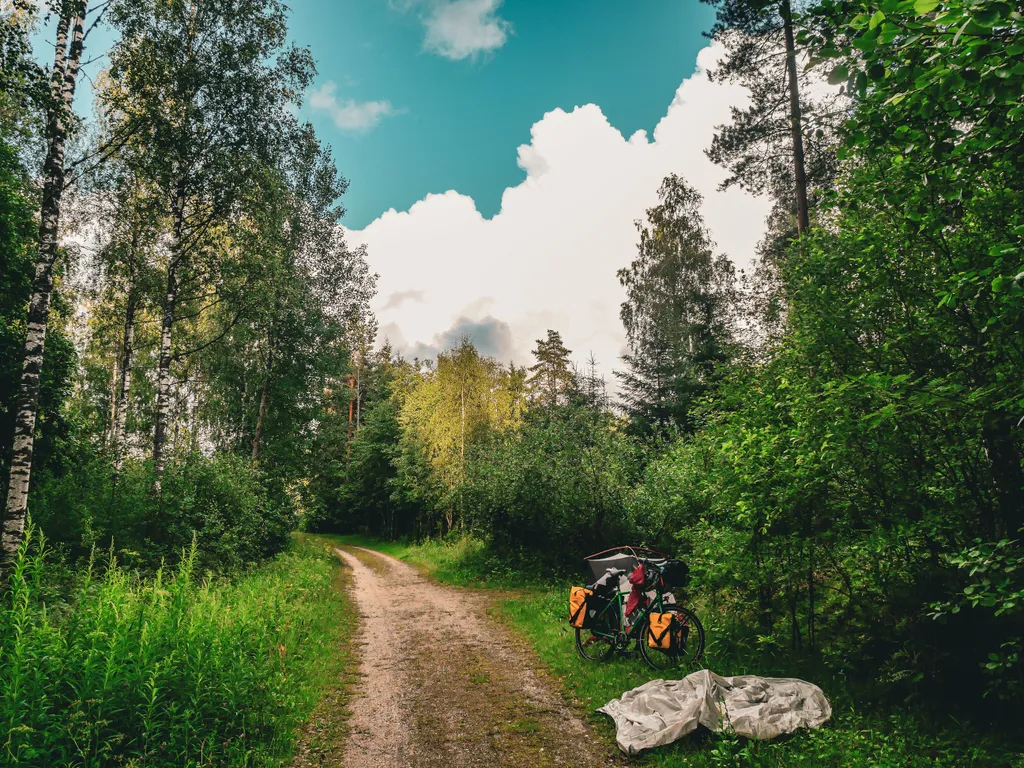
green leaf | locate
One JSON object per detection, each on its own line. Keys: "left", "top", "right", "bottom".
{"left": 828, "top": 65, "right": 850, "bottom": 84}
{"left": 943, "top": 71, "right": 965, "bottom": 91}
{"left": 974, "top": 6, "right": 1002, "bottom": 26}
{"left": 914, "top": 0, "right": 940, "bottom": 14}
{"left": 878, "top": 22, "right": 901, "bottom": 44}
{"left": 869, "top": 9, "right": 886, "bottom": 28}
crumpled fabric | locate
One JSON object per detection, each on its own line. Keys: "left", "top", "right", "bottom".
{"left": 597, "top": 670, "right": 832, "bottom": 754}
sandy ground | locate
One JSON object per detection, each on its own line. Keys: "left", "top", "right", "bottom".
{"left": 335, "top": 546, "right": 621, "bottom": 768}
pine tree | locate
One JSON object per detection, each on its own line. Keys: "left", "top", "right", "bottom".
{"left": 616, "top": 175, "right": 737, "bottom": 435}
{"left": 527, "top": 330, "right": 574, "bottom": 407}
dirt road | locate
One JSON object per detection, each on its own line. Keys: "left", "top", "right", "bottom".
{"left": 334, "top": 545, "right": 620, "bottom": 768}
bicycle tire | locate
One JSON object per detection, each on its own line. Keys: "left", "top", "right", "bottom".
{"left": 639, "top": 605, "right": 705, "bottom": 671}
{"left": 575, "top": 601, "right": 619, "bottom": 661}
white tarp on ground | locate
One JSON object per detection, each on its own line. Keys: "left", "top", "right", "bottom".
{"left": 597, "top": 670, "right": 832, "bottom": 754}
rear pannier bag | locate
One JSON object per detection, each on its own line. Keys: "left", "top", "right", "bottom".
{"left": 569, "top": 586, "right": 610, "bottom": 629}
{"left": 569, "top": 586, "right": 593, "bottom": 628}
{"left": 648, "top": 611, "right": 688, "bottom": 651}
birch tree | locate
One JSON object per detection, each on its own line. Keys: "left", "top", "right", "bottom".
{"left": 102, "top": 0, "right": 314, "bottom": 490}
{"left": 2, "top": 0, "right": 89, "bottom": 562}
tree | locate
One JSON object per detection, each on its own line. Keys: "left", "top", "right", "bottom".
{"left": 396, "top": 339, "right": 525, "bottom": 533}
{"left": 102, "top": 0, "right": 315, "bottom": 490}
{"left": 702, "top": 0, "right": 846, "bottom": 341}
{"left": 3, "top": 0, "right": 91, "bottom": 562}
{"left": 616, "top": 175, "right": 737, "bottom": 434}
{"left": 702, "top": 0, "right": 839, "bottom": 236}
{"left": 527, "top": 329, "right": 574, "bottom": 407}
{"left": 243, "top": 127, "right": 373, "bottom": 464}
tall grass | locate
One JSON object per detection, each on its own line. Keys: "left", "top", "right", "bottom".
{"left": 0, "top": 529, "right": 350, "bottom": 767}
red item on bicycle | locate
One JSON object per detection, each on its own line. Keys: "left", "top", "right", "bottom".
{"left": 625, "top": 564, "right": 649, "bottom": 616}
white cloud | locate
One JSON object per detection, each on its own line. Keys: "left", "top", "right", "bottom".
{"left": 309, "top": 81, "right": 399, "bottom": 132}
{"left": 399, "top": 0, "right": 512, "bottom": 61}
{"left": 348, "top": 43, "right": 772, "bottom": 390}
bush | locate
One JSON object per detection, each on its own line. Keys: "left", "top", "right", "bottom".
{"left": 462, "top": 406, "right": 647, "bottom": 573}
{"left": 0, "top": 529, "right": 346, "bottom": 767}
{"left": 32, "top": 451, "right": 293, "bottom": 572}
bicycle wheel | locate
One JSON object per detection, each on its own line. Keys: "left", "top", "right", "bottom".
{"left": 575, "top": 599, "right": 619, "bottom": 661}
{"left": 639, "top": 605, "right": 706, "bottom": 672}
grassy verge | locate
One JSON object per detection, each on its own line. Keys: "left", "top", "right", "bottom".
{"left": 0, "top": 530, "right": 357, "bottom": 768}
{"left": 289, "top": 534, "right": 361, "bottom": 767}
{"left": 332, "top": 534, "right": 1022, "bottom": 768}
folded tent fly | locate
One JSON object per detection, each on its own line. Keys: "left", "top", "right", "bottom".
{"left": 584, "top": 545, "right": 678, "bottom": 594}
{"left": 585, "top": 544, "right": 688, "bottom": 593}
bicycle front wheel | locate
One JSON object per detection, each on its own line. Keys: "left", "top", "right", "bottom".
{"left": 639, "top": 606, "right": 705, "bottom": 672}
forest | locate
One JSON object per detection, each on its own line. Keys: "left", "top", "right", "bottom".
{"left": 1, "top": 0, "right": 1022, "bottom": 765}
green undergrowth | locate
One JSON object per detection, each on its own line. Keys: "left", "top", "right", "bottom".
{"left": 342, "top": 534, "right": 1022, "bottom": 767}
{"left": 0, "top": 529, "right": 356, "bottom": 767}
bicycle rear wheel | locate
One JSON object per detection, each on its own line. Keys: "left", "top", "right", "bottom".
{"left": 639, "top": 606, "right": 705, "bottom": 672}
{"left": 575, "top": 600, "right": 619, "bottom": 661}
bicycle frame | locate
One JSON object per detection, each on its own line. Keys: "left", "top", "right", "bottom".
{"left": 591, "top": 588, "right": 674, "bottom": 642}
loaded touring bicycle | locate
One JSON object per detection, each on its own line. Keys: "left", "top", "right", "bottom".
{"left": 569, "top": 546, "right": 705, "bottom": 671}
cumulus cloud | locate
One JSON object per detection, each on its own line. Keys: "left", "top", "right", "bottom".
{"left": 398, "top": 0, "right": 512, "bottom": 61}
{"left": 348, "top": 43, "right": 772, "bottom": 389}
{"left": 309, "top": 81, "right": 399, "bottom": 132}
{"left": 380, "top": 289, "right": 428, "bottom": 311}
{"left": 383, "top": 315, "right": 518, "bottom": 361}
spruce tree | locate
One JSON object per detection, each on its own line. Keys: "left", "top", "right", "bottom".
{"left": 527, "top": 330, "right": 574, "bottom": 407}
{"left": 616, "top": 175, "right": 736, "bottom": 435}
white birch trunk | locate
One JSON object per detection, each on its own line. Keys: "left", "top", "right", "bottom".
{"left": 112, "top": 290, "right": 137, "bottom": 473}
{"left": 153, "top": 208, "right": 183, "bottom": 493}
{"left": 3, "top": 2, "right": 87, "bottom": 562}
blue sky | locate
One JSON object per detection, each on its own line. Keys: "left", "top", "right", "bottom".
{"left": 292, "top": 0, "right": 718, "bottom": 227}
{"left": 38, "top": 0, "right": 717, "bottom": 228}
{"left": 36, "top": 0, "right": 768, "bottom": 378}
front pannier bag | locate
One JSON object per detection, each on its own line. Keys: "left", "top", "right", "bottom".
{"left": 648, "top": 612, "right": 688, "bottom": 651}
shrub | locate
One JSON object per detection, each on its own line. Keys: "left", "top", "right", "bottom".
{"left": 462, "top": 406, "right": 647, "bottom": 573}
{"left": 32, "top": 451, "right": 293, "bottom": 572}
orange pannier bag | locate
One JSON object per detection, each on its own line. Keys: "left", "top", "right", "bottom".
{"left": 648, "top": 612, "right": 677, "bottom": 650}
{"left": 569, "top": 586, "right": 593, "bottom": 628}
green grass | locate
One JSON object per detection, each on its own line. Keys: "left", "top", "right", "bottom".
{"left": 0, "top": 529, "right": 357, "bottom": 767}
{"left": 337, "top": 534, "right": 1023, "bottom": 768}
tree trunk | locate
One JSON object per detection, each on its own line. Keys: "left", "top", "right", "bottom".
{"left": 106, "top": 356, "right": 119, "bottom": 447}
{"left": 781, "top": 0, "right": 810, "bottom": 235}
{"left": 355, "top": 361, "right": 362, "bottom": 430}
{"left": 2, "top": 3, "right": 87, "bottom": 564}
{"left": 251, "top": 338, "right": 273, "bottom": 461}
{"left": 982, "top": 414, "right": 1024, "bottom": 537}
{"left": 112, "top": 290, "right": 138, "bottom": 473}
{"left": 153, "top": 208, "right": 183, "bottom": 493}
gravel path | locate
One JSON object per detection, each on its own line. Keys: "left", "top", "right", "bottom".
{"left": 335, "top": 545, "right": 620, "bottom": 768}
